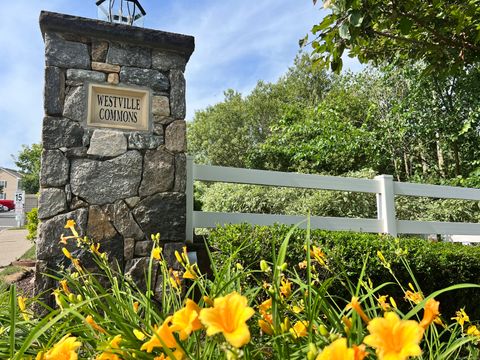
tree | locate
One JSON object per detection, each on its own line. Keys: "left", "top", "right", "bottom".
{"left": 307, "top": 0, "right": 480, "bottom": 74}
{"left": 13, "top": 144, "right": 42, "bottom": 194}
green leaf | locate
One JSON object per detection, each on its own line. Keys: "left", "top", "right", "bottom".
{"left": 399, "top": 17, "right": 413, "bottom": 35}
{"left": 299, "top": 34, "right": 309, "bottom": 48}
{"left": 339, "top": 23, "right": 351, "bottom": 39}
{"left": 331, "top": 57, "right": 343, "bottom": 72}
{"left": 349, "top": 10, "right": 364, "bottom": 27}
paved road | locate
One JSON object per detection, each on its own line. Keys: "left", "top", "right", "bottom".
{"left": 0, "top": 212, "right": 16, "bottom": 229}
{"left": 0, "top": 229, "right": 32, "bottom": 267}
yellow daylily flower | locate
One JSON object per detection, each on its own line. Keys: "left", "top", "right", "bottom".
{"left": 377, "top": 295, "right": 391, "bottom": 312}
{"left": 452, "top": 308, "right": 470, "bottom": 328}
{"left": 364, "top": 312, "right": 424, "bottom": 360}
{"left": 43, "top": 334, "right": 81, "bottom": 360}
{"left": 199, "top": 291, "right": 255, "bottom": 348}
{"left": 280, "top": 278, "right": 292, "bottom": 298}
{"left": 152, "top": 247, "right": 162, "bottom": 260}
{"left": 62, "top": 248, "right": 73, "bottom": 260}
{"left": 170, "top": 299, "right": 203, "bottom": 340}
{"left": 64, "top": 220, "right": 79, "bottom": 237}
{"left": 290, "top": 320, "right": 308, "bottom": 338}
{"left": 467, "top": 325, "right": 480, "bottom": 337}
{"left": 18, "top": 296, "right": 30, "bottom": 321}
{"left": 133, "top": 301, "right": 140, "bottom": 313}
{"left": 133, "top": 329, "right": 146, "bottom": 341}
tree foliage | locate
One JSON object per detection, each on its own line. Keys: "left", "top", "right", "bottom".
{"left": 13, "top": 143, "right": 41, "bottom": 194}
{"left": 307, "top": 0, "right": 480, "bottom": 74}
{"left": 188, "top": 55, "right": 480, "bottom": 182}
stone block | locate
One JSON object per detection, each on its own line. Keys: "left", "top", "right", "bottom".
{"left": 153, "top": 124, "right": 164, "bottom": 136}
{"left": 152, "top": 96, "right": 170, "bottom": 118}
{"left": 107, "top": 73, "right": 119, "bottom": 85}
{"left": 125, "top": 257, "right": 158, "bottom": 292}
{"left": 44, "top": 66, "right": 65, "bottom": 116}
{"left": 91, "top": 41, "right": 109, "bottom": 62}
{"left": 127, "top": 132, "right": 163, "bottom": 150}
{"left": 87, "top": 129, "right": 128, "bottom": 157}
{"left": 45, "top": 32, "right": 90, "bottom": 69}
{"left": 152, "top": 50, "right": 186, "bottom": 71}
{"left": 174, "top": 153, "right": 186, "bottom": 192}
{"left": 70, "top": 150, "right": 142, "bottom": 205}
{"left": 34, "top": 260, "right": 55, "bottom": 310}
{"left": 106, "top": 42, "right": 152, "bottom": 68}
{"left": 70, "top": 197, "right": 88, "bottom": 210}
{"left": 92, "top": 62, "right": 121, "bottom": 73}
{"left": 120, "top": 67, "right": 169, "bottom": 92}
{"left": 113, "top": 200, "right": 144, "bottom": 240}
{"left": 124, "top": 238, "right": 135, "bottom": 261}
{"left": 153, "top": 116, "right": 175, "bottom": 126}
{"left": 63, "top": 146, "right": 88, "bottom": 159}
{"left": 132, "top": 192, "right": 186, "bottom": 241}
{"left": 63, "top": 86, "right": 87, "bottom": 122}
{"left": 66, "top": 69, "right": 106, "bottom": 83}
{"left": 139, "top": 148, "right": 174, "bottom": 197}
{"left": 37, "top": 208, "right": 88, "bottom": 261}
{"left": 40, "top": 150, "right": 69, "bottom": 187}
{"left": 169, "top": 70, "right": 186, "bottom": 119}
{"left": 134, "top": 240, "right": 153, "bottom": 257}
{"left": 125, "top": 196, "right": 140, "bottom": 208}
{"left": 165, "top": 120, "right": 186, "bottom": 153}
{"left": 38, "top": 188, "right": 68, "bottom": 220}
{"left": 43, "top": 117, "right": 84, "bottom": 149}
{"left": 87, "top": 205, "right": 118, "bottom": 241}
{"left": 65, "top": 184, "right": 72, "bottom": 204}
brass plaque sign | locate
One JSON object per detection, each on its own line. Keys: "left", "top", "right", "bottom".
{"left": 87, "top": 84, "right": 150, "bottom": 131}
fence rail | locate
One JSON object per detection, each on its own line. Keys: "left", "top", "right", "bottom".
{"left": 185, "top": 157, "right": 480, "bottom": 242}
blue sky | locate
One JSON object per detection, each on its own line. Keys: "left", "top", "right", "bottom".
{"left": 0, "top": 0, "right": 361, "bottom": 169}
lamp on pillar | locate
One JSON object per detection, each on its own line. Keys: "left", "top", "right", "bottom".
{"left": 96, "top": 0, "right": 146, "bottom": 26}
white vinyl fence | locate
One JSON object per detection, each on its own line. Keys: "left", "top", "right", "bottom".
{"left": 185, "top": 156, "right": 480, "bottom": 243}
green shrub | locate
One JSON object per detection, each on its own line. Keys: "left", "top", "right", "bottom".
{"left": 25, "top": 207, "right": 38, "bottom": 241}
{"left": 207, "top": 224, "right": 480, "bottom": 320}
{"left": 198, "top": 171, "right": 480, "bottom": 222}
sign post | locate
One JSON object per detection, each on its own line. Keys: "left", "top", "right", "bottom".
{"left": 15, "top": 191, "right": 25, "bottom": 227}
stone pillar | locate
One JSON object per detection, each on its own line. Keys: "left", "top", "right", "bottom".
{"left": 35, "top": 11, "right": 194, "bottom": 302}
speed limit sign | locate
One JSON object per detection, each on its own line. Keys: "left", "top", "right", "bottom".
{"left": 15, "top": 191, "right": 25, "bottom": 214}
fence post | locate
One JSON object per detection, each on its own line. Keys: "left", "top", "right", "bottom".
{"left": 375, "top": 174, "right": 397, "bottom": 237}
{"left": 186, "top": 155, "right": 194, "bottom": 243}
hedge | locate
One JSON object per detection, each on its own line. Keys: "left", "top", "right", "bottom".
{"left": 206, "top": 224, "right": 480, "bottom": 320}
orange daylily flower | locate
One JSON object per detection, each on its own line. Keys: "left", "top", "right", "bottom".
{"left": 199, "top": 292, "right": 255, "bottom": 348}
{"left": 420, "top": 298, "right": 440, "bottom": 329}
{"left": 170, "top": 299, "right": 203, "bottom": 340}
{"left": 347, "top": 297, "right": 370, "bottom": 324}
{"left": 96, "top": 335, "right": 123, "bottom": 360}
{"left": 316, "top": 338, "right": 366, "bottom": 360}
{"left": 141, "top": 316, "right": 179, "bottom": 353}
{"left": 258, "top": 319, "right": 274, "bottom": 335}
{"left": 85, "top": 315, "right": 107, "bottom": 334}
{"left": 43, "top": 334, "right": 81, "bottom": 360}
{"left": 364, "top": 312, "right": 424, "bottom": 360}
{"left": 59, "top": 280, "right": 71, "bottom": 295}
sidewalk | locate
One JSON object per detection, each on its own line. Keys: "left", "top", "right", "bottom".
{"left": 0, "top": 229, "right": 32, "bottom": 267}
